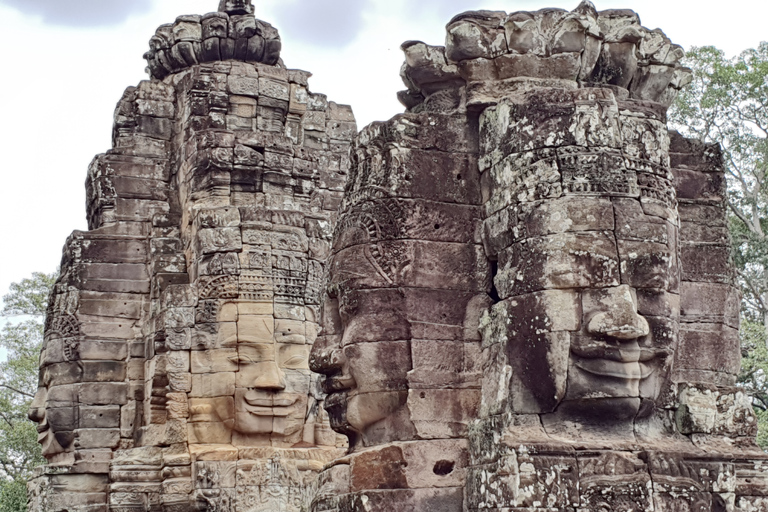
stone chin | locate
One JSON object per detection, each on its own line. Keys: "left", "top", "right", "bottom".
{"left": 556, "top": 397, "right": 645, "bottom": 422}
{"left": 345, "top": 390, "right": 406, "bottom": 434}
{"left": 37, "top": 423, "right": 66, "bottom": 459}
{"left": 323, "top": 390, "right": 355, "bottom": 437}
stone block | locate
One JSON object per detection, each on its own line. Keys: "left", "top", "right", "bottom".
{"left": 78, "top": 341, "right": 128, "bottom": 361}
{"left": 82, "top": 361, "right": 127, "bottom": 383}
{"left": 681, "top": 282, "right": 740, "bottom": 328}
{"left": 408, "top": 388, "right": 480, "bottom": 439}
{"left": 190, "top": 372, "right": 236, "bottom": 397}
{"left": 350, "top": 445, "right": 408, "bottom": 491}
{"left": 196, "top": 227, "right": 242, "bottom": 254}
{"left": 191, "top": 348, "right": 238, "bottom": 373}
{"left": 259, "top": 77, "right": 290, "bottom": 101}
{"left": 80, "top": 406, "right": 121, "bottom": 428}
{"left": 496, "top": 232, "right": 620, "bottom": 297}
{"left": 342, "top": 488, "right": 464, "bottom": 511}
{"left": 80, "top": 383, "right": 128, "bottom": 405}
{"left": 77, "top": 428, "right": 121, "bottom": 449}
{"left": 79, "top": 318, "right": 136, "bottom": 339}
{"left": 677, "top": 323, "right": 741, "bottom": 377}
{"left": 673, "top": 168, "right": 726, "bottom": 202}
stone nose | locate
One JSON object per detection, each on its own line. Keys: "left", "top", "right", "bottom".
{"left": 586, "top": 285, "right": 649, "bottom": 340}
{"left": 28, "top": 389, "right": 46, "bottom": 423}
{"left": 28, "top": 406, "right": 44, "bottom": 424}
{"left": 309, "top": 334, "right": 344, "bottom": 374}
{"left": 253, "top": 361, "right": 286, "bottom": 391}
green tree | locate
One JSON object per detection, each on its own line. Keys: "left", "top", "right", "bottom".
{"left": 0, "top": 272, "right": 56, "bottom": 511}
{"left": 738, "top": 319, "right": 768, "bottom": 448}
{"left": 671, "top": 43, "right": 768, "bottom": 448}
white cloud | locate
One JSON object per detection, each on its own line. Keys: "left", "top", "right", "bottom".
{"left": 0, "top": 0, "right": 153, "bottom": 27}
{"left": 269, "top": 0, "right": 369, "bottom": 47}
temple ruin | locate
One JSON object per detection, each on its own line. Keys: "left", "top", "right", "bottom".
{"left": 28, "top": 1, "right": 768, "bottom": 511}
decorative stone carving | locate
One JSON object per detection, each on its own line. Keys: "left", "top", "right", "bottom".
{"left": 28, "top": 2, "right": 353, "bottom": 511}
{"left": 144, "top": 0, "right": 280, "bottom": 80}
{"left": 308, "top": 2, "right": 768, "bottom": 511}
{"left": 309, "top": 111, "right": 489, "bottom": 509}
{"left": 28, "top": 1, "right": 768, "bottom": 511}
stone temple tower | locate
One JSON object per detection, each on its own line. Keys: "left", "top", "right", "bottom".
{"left": 27, "top": 1, "right": 355, "bottom": 510}
{"left": 27, "top": 1, "right": 768, "bottom": 511}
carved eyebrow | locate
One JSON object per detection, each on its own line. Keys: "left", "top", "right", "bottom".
{"left": 230, "top": 354, "right": 255, "bottom": 364}
{"left": 281, "top": 354, "right": 307, "bottom": 365}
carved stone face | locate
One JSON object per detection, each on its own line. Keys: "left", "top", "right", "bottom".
{"left": 191, "top": 299, "right": 311, "bottom": 447}
{"left": 310, "top": 180, "right": 489, "bottom": 449}
{"left": 477, "top": 87, "right": 680, "bottom": 426}
{"left": 28, "top": 322, "right": 81, "bottom": 460}
{"left": 312, "top": 287, "right": 413, "bottom": 446}
{"left": 488, "top": 198, "right": 679, "bottom": 425}
{"left": 497, "top": 198, "right": 679, "bottom": 420}
{"left": 28, "top": 384, "right": 68, "bottom": 458}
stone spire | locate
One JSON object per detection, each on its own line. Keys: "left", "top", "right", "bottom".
{"left": 218, "top": 0, "right": 254, "bottom": 15}
{"left": 143, "top": 0, "right": 280, "bottom": 80}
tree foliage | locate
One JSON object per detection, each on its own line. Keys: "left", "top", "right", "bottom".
{"left": 671, "top": 44, "right": 768, "bottom": 448}
{"left": 0, "top": 272, "right": 56, "bottom": 509}
{"left": 1, "top": 273, "right": 56, "bottom": 318}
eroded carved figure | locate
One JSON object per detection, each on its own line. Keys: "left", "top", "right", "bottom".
{"left": 27, "top": 1, "right": 768, "bottom": 512}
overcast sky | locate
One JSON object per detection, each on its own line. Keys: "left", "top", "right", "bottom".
{"left": 0, "top": 0, "right": 767, "bottom": 309}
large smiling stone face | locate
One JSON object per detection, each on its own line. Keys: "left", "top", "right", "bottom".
{"left": 479, "top": 87, "right": 680, "bottom": 426}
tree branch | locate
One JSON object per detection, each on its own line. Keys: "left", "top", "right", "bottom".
{"left": 737, "top": 268, "right": 768, "bottom": 314}
{"left": 729, "top": 199, "right": 757, "bottom": 232}
{"left": 0, "top": 410, "right": 15, "bottom": 429}
{"left": 0, "top": 384, "right": 34, "bottom": 398}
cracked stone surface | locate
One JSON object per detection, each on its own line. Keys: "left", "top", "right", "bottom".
{"left": 27, "top": 1, "right": 768, "bottom": 511}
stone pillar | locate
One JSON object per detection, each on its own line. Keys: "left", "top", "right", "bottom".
{"left": 29, "top": 3, "right": 355, "bottom": 512}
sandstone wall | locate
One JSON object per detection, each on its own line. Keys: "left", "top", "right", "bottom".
{"left": 28, "top": 2, "right": 355, "bottom": 511}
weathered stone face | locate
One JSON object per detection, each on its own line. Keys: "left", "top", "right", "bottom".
{"left": 185, "top": 295, "right": 313, "bottom": 447}
{"left": 311, "top": 178, "right": 489, "bottom": 448}
{"left": 28, "top": 314, "right": 82, "bottom": 459}
{"left": 477, "top": 86, "right": 680, "bottom": 428}
{"left": 308, "top": 113, "right": 487, "bottom": 509}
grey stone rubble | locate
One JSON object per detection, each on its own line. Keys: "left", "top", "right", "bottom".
{"left": 28, "top": 1, "right": 768, "bottom": 511}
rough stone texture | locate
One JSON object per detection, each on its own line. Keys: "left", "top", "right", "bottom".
{"left": 308, "top": 2, "right": 768, "bottom": 511}
{"left": 29, "top": 1, "right": 768, "bottom": 512}
{"left": 308, "top": 110, "right": 489, "bottom": 510}
{"left": 28, "top": 1, "right": 353, "bottom": 511}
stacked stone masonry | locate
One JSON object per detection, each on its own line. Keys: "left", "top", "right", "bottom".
{"left": 28, "top": 1, "right": 355, "bottom": 510}
{"left": 28, "top": 1, "right": 768, "bottom": 511}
